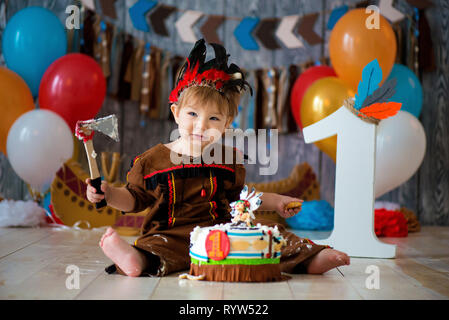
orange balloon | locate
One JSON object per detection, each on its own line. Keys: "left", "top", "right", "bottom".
{"left": 329, "top": 8, "right": 397, "bottom": 91}
{"left": 300, "top": 77, "right": 355, "bottom": 162}
{"left": 0, "top": 67, "right": 35, "bottom": 155}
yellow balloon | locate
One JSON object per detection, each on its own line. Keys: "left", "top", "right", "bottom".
{"left": 0, "top": 67, "right": 35, "bottom": 155}
{"left": 300, "top": 77, "right": 355, "bottom": 162}
{"left": 329, "top": 8, "right": 397, "bottom": 91}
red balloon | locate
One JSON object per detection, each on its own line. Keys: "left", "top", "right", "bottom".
{"left": 290, "top": 66, "right": 336, "bottom": 129}
{"left": 39, "top": 53, "right": 106, "bottom": 131}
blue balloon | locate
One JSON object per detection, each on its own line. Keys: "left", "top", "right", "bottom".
{"left": 2, "top": 6, "right": 67, "bottom": 97}
{"left": 386, "top": 64, "right": 423, "bottom": 118}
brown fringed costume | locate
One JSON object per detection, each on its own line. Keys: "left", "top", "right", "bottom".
{"left": 105, "top": 142, "right": 329, "bottom": 277}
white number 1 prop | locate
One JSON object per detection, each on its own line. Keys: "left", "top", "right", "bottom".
{"left": 303, "top": 105, "right": 396, "bottom": 258}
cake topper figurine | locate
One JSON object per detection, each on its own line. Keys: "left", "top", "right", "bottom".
{"left": 229, "top": 185, "right": 263, "bottom": 227}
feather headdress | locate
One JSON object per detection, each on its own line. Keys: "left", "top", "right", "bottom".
{"left": 169, "top": 39, "right": 253, "bottom": 104}
{"left": 350, "top": 59, "right": 402, "bottom": 122}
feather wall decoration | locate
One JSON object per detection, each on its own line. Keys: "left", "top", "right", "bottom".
{"left": 351, "top": 59, "right": 402, "bottom": 122}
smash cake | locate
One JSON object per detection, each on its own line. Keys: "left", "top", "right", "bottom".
{"left": 182, "top": 185, "right": 289, "bottom": 282}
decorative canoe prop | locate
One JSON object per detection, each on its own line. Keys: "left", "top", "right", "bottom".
{"left": 50, "top": 158, "right": 148, "bottom": 236}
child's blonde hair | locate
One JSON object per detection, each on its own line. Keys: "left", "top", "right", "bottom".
{"left": 175, "top": 85, "right": 241, "bottom": 121}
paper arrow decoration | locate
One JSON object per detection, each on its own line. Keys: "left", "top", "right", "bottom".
{"left": 129, "top": 0, "right": 157, "bottom": 32}
{"left": 200, "top": 15, "right": 225, "bottom": 44}
{"left": 275, "top": 15, "right": 304, "bottom": 49}
{"left": 234, "top": 17, "right": 260, "bottom": 50}
{"left": 327, "top": 5, "right": 348, "bottom": 30}
{"left": 298, "top": 13, "right": 322, "bottom": 45}
{"left": 81, "top": 0, "right": 95, "bottom": 10}
{"left": 254, "top": 18, "right": 280, "bottom": 50}
{"left": 99, "top": 0, "right": 117, "bottom": 19}
{"left": 379, "top": 0, "right": 405, "bottom": 23}
{"left": 149, "top": 4, "right": 176, "bottom": 36}
{"left": 175, "top": 10, "right": 203, "bottom": 43}
{"left": 406, "top": 0, "right": 433, "bottom": 9}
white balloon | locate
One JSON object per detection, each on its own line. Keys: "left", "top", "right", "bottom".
{"left": 375, "top": 110, "right": 426, "bottom": 198}
{"left": 7, "top": 109, "right": 73, "bottom": 192}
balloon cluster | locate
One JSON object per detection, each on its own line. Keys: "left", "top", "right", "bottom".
{"left": 1, "top": 7, "right": 106, "bottom": 195}
{"left": 290, "top": 9, "right": 426, "bottom": 197}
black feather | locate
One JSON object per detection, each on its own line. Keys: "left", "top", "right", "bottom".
{"left": 209, "top": 43, "right": 229, "bottom": 69}
{"left": 227, "top": 63, "right": 241, "bottom": 74}
{"left": 187, "top": 38, "right": 206, "bottom": 71}
{"left": 174, "top": 38, "right": 253, "bottom": 98}
{"left": 361, "top": 78, "right": 397, "bottom": 108}
{"left": 222, "top": 79, "right": 253, "bottom": 95}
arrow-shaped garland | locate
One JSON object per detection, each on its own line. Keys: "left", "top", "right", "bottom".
{"left": 121, "top": 2, "right": 408, "bottom": 50}
{"left": 81, "top": 0, "right": 95, "bottom": 10}
{"left": 297, "top": 13, "right": 322, "bottom": 46}
{"left": 327, "top": 5, "right": 348, "bottom": 30}
{"left": 275, "top": 15, "right": 304, "bottom": 49}
{"left": 234, "top": 17, "right": 260, "bottom": 51}
{"left": 175, "top": 10, "right": 203, "bottom": 43}
{"left": 149, "top": 4, "right": 176, "bottom": 36}
{"left": 98, "top": 0, "right": 118, "bottom": 20}
{"left": 379, "top": 0, "right": 405, "bottom": 23}
{"left": 129, "top": 0, "right": 157, "bottom": 32}
{"left": 200, "top": 15, "right": 225, "bottom": 44}
{"left": 255, "top": 18, "right": 281, "bottom": 50}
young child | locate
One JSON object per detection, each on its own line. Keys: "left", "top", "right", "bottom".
{"left": 86, "top": 39, "right": 350, "bottom": 278}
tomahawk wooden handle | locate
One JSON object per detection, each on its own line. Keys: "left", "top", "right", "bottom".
{"left": 83, "top": 138, "right": 107, "bottom": 209}
{"left": 83, "top": 139, "right": 100, "bottom": 179}
{"left": 91, "top": 177, "right": 107, "bottom": 209}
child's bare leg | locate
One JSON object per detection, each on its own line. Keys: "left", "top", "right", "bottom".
{"left": 99, "top": 227, "right": 148, "bottom": 277}
{"left": 307, "top": 248, "right": 350, "bottom": 274}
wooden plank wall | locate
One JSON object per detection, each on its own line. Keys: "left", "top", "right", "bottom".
{"left": 0, "top": 0, "right": 447, "bottom": 225}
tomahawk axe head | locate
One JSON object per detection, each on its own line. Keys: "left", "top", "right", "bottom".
{"left": 75, "top": 114, "right": 119, "bottom": 210}
{"left": 75, "top": 115, "right": 119, "bottom": 142}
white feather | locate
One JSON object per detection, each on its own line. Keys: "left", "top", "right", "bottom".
{"left": 240, "top": 185, "right": 249, "bottom": 199}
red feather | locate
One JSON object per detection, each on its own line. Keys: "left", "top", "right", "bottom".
{"left": 169, "top": 62, "right": 231, "bottom": 103}
{"left": 359, "top": 102, "right": 402, "bottom": 120}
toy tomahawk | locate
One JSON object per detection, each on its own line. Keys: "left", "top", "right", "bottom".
{"left": 75, "top": 115, "right": 119, "bottom": 209}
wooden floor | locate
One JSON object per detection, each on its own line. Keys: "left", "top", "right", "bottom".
{"left": 0, "top": 226, "right": 448, "bottom": 300}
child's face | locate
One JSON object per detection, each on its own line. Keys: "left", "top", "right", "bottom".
{"left": 171, "top": 97, "right": 232, "bottom": 149}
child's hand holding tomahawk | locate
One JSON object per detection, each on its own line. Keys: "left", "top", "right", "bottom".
{"left": 75, "top": 115, "right": 119, "bottom": 209}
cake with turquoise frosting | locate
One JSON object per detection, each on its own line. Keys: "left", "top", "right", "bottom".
{"left": 186, "top": 185, "right": 286, "bottom": 282}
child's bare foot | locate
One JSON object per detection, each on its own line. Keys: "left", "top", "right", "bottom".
{"left": 307, "top": 248, "right": 350, "bottom": 274}
{"left": 99, "top": 227, "right": 147, "bottom": 277}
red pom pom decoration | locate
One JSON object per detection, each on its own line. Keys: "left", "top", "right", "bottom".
{"left": 374, "top": 209, "right": 408, "bottom": 237}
